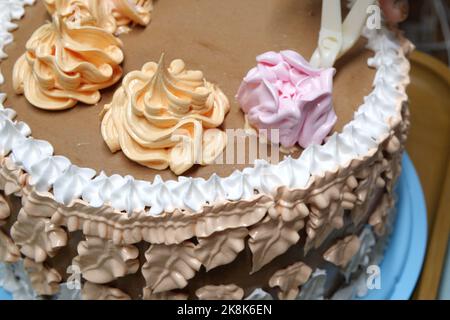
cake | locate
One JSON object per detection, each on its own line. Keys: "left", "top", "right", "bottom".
{"left": 0, "top": 0, "right": 412, "bottom": 300}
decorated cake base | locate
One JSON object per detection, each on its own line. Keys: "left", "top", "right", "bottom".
{"left": 0, "top": 154, "right": 428, "bottom": 300}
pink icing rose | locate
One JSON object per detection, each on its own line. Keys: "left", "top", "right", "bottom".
{"left": 237, "top": 50, "right": 336, "bottom": 149}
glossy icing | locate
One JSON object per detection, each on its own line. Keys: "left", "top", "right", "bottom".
{"left": 101, "top": 55, "right": 230, "bottom": 175}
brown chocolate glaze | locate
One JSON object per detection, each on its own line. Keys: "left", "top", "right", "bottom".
{"left": 0, "top": 0, "right": 375, "bottom": 181}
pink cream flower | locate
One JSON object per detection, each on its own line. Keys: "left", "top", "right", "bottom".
{"left": 237, "top": 50, "right": 336, "bottom": 149}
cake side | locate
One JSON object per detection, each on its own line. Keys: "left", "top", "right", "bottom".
{"left": 0, "top": 100, "right": 409, "bottom": 299}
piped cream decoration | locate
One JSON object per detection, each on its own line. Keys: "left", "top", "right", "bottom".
{"left": 73, "top": 237, "right": 139, "bottom": 284}
{"left": 28, "top": 187, "right": 272, "bottom": 246}
{"left": 13, "top": 13, "right": 124, "bottom": 110}
{"left": 370, "top": 190, "right": 396, "bottom": 236}
{"left": 350, "top": 165, "right": 386, "bottom": 227}
{"left": 52, "top": 165, "right": 96, "bottom": 205}
{"left": 297, "top": 269, "right": 327, "bottom": 300}
{"left": 0, "top": 157, "right": 27, "bottom": 196}
{"left": 44, "top": 0, "right": 153, "bottom": 35}
{"left": 11, "top": 138, "right": 54, "bottom": 173}
{"left": 0, "top": 109, "right": 30, "bottom": 157}
{"left": 196, "top": 284, "right": 245, "bottom": 300}
{"left": 304, "top": 176, "right": 359, "bottom": 253}
{"left": 196, "top": 227, "right": 248, "bottom": 271}
{"left": 1, "top": 22, "right": 411, "bottom": 215}
{"left": 142, "top": 242, "right": 201, "bottom": 293}
{"left": 23, "top": 258, "right": 62, "bottom": 296}
{"left": 81, "top": 282, "right": 130, "bottom": 300}
{"left": 248, "top": 202, "right": 308, "bottom": 273}
{"left": 11, "top": 209, "right": 68, "bottom": 263}
{"left": 269, "top": 261, "right": 312, "bottom": 300}
{"left": 142, "top": 287, "right": 188, "bottom": 300}
{"left": 28, "top": 156, "right": 71, "bottom": 193}
{"left": 332, "top": 221, "right": 397, "bottom": 300}
{"left": 0, "top": 191, "right": 10, "bottom": 220}
{"left": 101, "top": 55, "right": 230, "bottom": 175}
{"left": 0, "top": 230, "right": 21, "bottom": 263}
{"left": 344, "top": 227, "right": 376, "bottom": 282}
{"left": 323, "top": 235, "right": 361, "bottom": 268}
{"left": 82, "top": 173, "right": 155, "bottom": 214}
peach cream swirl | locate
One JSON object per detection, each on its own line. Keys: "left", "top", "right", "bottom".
{"left": 13, "top": 0, "right": 153, "bottom": 110}
{"left": 12, "top": 13, "right": 124, "bottom": 111}
{"left": 44, "top": 0, "right": 153, "bottom": 35}
{"left": 100, "top": 55, "right": 230, "bottom": 175}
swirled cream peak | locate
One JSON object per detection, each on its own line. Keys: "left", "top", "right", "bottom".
{"left": 237, "top": 50, "right": 336, "bottom": 149}
{"left": 45, "top": 0, "right": 153, "bottom": 34}
{"left": 13, "top": 14, "right": 123, "bottom": 110}
{"left": 101, "top": 54, "right": 230, "bottom": 175}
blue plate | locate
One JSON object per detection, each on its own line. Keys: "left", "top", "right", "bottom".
{"left": 0, "top": 154, "right": 427, "bottom": 300}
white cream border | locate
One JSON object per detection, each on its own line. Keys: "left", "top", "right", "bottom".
{"left": 0, "top": 0, "right": 412, "bottom": 215}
